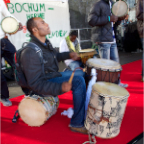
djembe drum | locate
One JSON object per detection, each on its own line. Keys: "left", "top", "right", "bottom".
{"left": 86, "top": 58, "right": 122, "bottom": 83}
{"left": 18, "top": 95, "right": 59, "bottom": 127}
{"left": 112, "top": 0, "right": 128, "bottom": 18}
{"left": 1, "top": 16, "right": 19, "bottom": 34}
{"left": 79, "top": 49, "right": 96, "bottom": 64}
{"left": 85, "top": 82, "right": 129, "bottom": 139}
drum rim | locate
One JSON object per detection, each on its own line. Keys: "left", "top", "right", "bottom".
{"left": 1, "top": 16, "right": 19, "bottom": 34}
{"left": 79, "top": 49, "right": 95, "bottom": 53}
{"left": 111, "top": 0, "right": 128, "bottom": 17}
{"left": 86, "top": 58, "right": 122, "bottom": 71}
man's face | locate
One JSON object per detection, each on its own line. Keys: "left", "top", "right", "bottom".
{"left": 70, "top": 35, "right": 77, "bottom": 42}
{"left": 33, "top": 17, "right": 51, "bottom": 36}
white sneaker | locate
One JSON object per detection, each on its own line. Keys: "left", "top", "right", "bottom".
{"left": 1, "top": 98, "right": 12, "bottom": 106}
{"left": 119, "top": 83, "right": 128, "bottom": 88}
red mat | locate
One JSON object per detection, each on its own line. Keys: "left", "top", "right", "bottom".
{"left": 1, "top": 60, "right": 143, "bottom": 144}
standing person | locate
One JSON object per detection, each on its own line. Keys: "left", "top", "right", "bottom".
{"left": 0, "top": 0, "right": 23, "bottom": 106}
{"left": 136, "top": 0, "right": 143, "bottom": 81}
{"left": 59, "top": 30, "right": 84, "bottom": 72}
{"left": 20, "top": 17, "right": 87, "bottom": 134}
{"left": 88, "top": 0, "right": 128, "bottom": 87}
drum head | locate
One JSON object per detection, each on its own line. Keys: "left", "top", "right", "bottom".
{"left": 79, "top": 49, "right": 95, "bottom": 53}
{"left": 86, "top": 58, "right": 121, "bottom": 71}
{"left": 18, "top": 98, "right": 47, "bottom": 127}
{"left": 1, "top": 17, "right": 19, "bottom": 33}
{"left": 112, "top": 1, "right": 128, "bottom": 17}
{"left": 93, "top": 82, "right": 129, "bottom": 97}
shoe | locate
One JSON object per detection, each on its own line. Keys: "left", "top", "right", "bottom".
{"left": 1, "top": 98, "right": 12, "bottom": 106}
{"left": 118, "top": 82, "right": 128, "bottom": 88}
{"left": 70, "top": 126, "right": 88, "bottom": 134}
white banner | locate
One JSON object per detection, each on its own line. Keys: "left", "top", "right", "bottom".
{"left": 6, "top": 0, "right": 70, "bottom": 50}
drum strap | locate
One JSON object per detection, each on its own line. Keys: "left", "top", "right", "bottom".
{"left": 12, "top": 110, "right": 20, "bottom": 123}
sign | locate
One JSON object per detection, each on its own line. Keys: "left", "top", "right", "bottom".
{"left": 6, "top": 0, "right": 70, "bottom": 49}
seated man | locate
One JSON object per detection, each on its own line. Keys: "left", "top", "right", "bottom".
{"left": 20, "top": 17, "right": 87, "bottom": 134}
{"left": 59, "top": 30, "right": 84, "bottom": 71}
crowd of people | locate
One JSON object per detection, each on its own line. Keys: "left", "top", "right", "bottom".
{"left": 0, "top": 0, "right": 143, "bottom": 135}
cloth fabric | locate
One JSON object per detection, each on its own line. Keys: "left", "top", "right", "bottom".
{"left": 136, "top": 0, "right": 143, "bottom": 38}
{"left": 48, "top": 72, "right": 86, "bottom": 127}
{"left": 98, "top": 43, "right": 119, "bottom": 63}
{"left": 68, "top": 60, "right": 84, "bottom": 71}
{"left": 20, "top": 35, "right": 71, "bottom": 96}
{"left": 59, "top": 38, "right": 81, "bottom": 66}
{"left": 0, "top": 0, "right": 20, "bottom": 39}
{"left": 88, "top": 0, "right": 114, "bottom": 43}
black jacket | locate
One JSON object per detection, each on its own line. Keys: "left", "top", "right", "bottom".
{"left": 20, "top": 35, "right": 70, "bottom": 96}
{"left": 88, "top": 0, "right": 114, "bottom": 43}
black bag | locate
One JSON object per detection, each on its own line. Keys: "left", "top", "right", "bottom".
{"left": 14, "top": 42, "right": 45, "bottom": 88}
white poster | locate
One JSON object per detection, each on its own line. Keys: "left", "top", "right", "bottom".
{"left": 6, "top": 0, "right": 70, "bottom": 50}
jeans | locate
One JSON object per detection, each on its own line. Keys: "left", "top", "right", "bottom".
{"left": 68, "top": 60, "right": 84, "bottom": 71}
{"left": 141, "top": 38, "right": 143, "bottom": 76}
{"left": 48, "top": 72, "right": 86, "bottom": 127}
{"left": 98, "top": 43, "right": 119, "bottom": 63}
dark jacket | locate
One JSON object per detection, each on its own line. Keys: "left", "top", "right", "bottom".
{"left": 88, "top": 0, "right": 114, "bottom": 43}
{"left": 136, "top": 0, "right": 143, "bottom": 38}
{"left": 20, "top": 35, "right": 70, "bottom": 96}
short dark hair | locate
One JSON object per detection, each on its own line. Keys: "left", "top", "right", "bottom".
{"left": 26, "top": 18, "right": 37, "bottom": 34}
{"left": 69, "top": 30, "right": 78, "bottom": 37}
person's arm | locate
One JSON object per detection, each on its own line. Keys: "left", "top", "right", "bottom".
{"left": 136, "top": 0, "right": 143, "bottom": 21}
{"left": 21, "top": 48, "right": 63, "bottom": 96}
{"left": 88, "top": 2, "right": 109, "bottom": 27}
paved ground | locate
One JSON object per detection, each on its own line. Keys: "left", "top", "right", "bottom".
{"left": 6, "top": 51, "right": 143, "bottom": 99}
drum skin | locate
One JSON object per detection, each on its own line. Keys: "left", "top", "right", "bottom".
{"left": 18, "top": 95, "right": 59, "bottom": 127}
{"left": 85, "top": 82, "right": 129, "bottom": 139}
{"left": 86, "top": 58, "right": 122, "bottom": 83}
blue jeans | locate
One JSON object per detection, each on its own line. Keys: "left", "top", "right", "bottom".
{"left": 141, "top": 38, "right": 143, "bottom": 76}
{"left": 68, "top": 60, "right": 84, "bottom": 71}
{"left": 48, "top": 72, "right": 86, "bottom": 127}
{"left": 98, "top": 43, "right": 119, "bottom": 63}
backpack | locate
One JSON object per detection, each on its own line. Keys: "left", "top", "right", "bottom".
{"left": 14, "top": 42, "right": 45, "bottom": 88}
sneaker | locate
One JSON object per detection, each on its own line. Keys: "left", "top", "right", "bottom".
{"left": 1, "top": 98, "right": 12, "bottom": 106}
{"left": 70, "top": 126, "right": 88, "bottom": 134}
{"left": 118, "top": 82, "right": 128, "bottom": 88}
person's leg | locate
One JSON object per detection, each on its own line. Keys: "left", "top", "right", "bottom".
{"left": 48, "top": 75, "right": 86, "bottom": 128}
{"left": 60, "top": 70, "right": 85, "bottom": 77}
{"left": 98, "top": 43, "right": 111, "bottom": 59}
{"left": 110, "top": 43, "right": 119, "bottom": 63}
{"left": 141, "top": 38, "right": 144, "bottom": 81}
{"left": 68, "top": 60, "right": 84, "bottom": 71}
{"left": 1, "top": 70, "right": 12, "bottom": 106}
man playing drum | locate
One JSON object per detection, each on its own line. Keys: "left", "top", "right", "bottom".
{"left": 59, "top": 31, "right": 84, "bottom": 72}
{"left": 88, "top": 0, "right": 128, "bottom": 88}
{"left": 0, "top": 0, "right": 23, "bottom": 106}
{"left": 20, "top": 17, "right": 87, "bottom": 134}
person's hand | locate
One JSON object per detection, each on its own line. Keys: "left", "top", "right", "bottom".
{"left": 69, "top": 52, "right": 80, "bottom": 61}
{"left": 18, "top": 23, "right": 23, "bottom": 31}
{"left": 118, "top": 15, "right": 128, "bottom": 21}
{"left": 110, "top": 15, "right": 118, "bottom": 22}
{"left": 62, "top": 82, "right": 72, "bottom": 93}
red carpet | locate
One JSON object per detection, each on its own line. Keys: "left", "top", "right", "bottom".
{"left": 1, "top": 60, "right": 143, "bottom": 144}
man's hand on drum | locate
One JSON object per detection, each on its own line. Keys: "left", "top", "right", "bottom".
{"left": 69, "top": 52, "right": 80, "bottom": 61}
{"left": 110, "top": 15, "right": 118, "bottom": 22}
{"left": 62, "top": 82, "right": 72, "bottom": 93}
{"left": 18, "top": 23, "right": 23, "bottom": 31}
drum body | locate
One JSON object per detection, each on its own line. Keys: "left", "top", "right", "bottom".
{"left": 18, "top": 95, "right": 59, "bottom": 127}
{"left": 79, "top": 49, "right": 96, "bottom": 64}
{"left": 1, "top": 17, "right": 19, "bottom": 34}
{"left": 86, "top": 58, "right": 122, "bottom": 83}
{"left": 85, "top": 82, "right": 129, "bottom": 139}
{"left": 112, "top": 1, "right": 128, "bottom": 18}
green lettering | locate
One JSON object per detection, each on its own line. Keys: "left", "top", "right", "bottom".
{"left": 52, "top": 32, "right": 56, "bottom": 37}
{"left": 22, "top": 3, "right": 29, "bottom": 12}
{"left": 40, "top": 4, "right": 45, "bottom": 12}
{"left": 34, "top": 13, "right": 38, "bottom": 17}
{"left": 28, "top": 3, "right": 33, "bottom": 12}
{"left": 56, "top": 31, "right": 59, "bottom": 37}
{"left": 59, "top": 30, "right": 63, "bottom": 37}
{"left": 7, "top": 3, "right": 14, "bottom": 14}
{"left": 37, "top": 13, "right": 45, "bottom": 19}
{"left": 15, "top": 3, "right": 22, "bottom": 13}
{"left": 63, "top": 31, "right": 67, "bottom": 37}
{"left": 33, "top": 3, "right": 38, "bottom": 12}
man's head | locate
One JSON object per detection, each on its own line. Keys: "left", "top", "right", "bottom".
{"left": 26, "top": 17, "right": 51, "bottom": 37}
{"left": 69, "top": 31, "right": 78, "bottom": 42}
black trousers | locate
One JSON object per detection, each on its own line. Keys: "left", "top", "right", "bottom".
{"left": 1, "top": 38, "right": 16, "bottom": 99}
